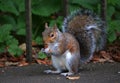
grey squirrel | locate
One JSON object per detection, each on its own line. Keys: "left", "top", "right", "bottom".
{"left": 41, "top": 9, "right": 106, "bottom": 76}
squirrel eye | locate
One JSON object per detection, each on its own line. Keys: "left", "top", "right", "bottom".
{"left": 50, "top": 33, "right": 54, "bottom": 37}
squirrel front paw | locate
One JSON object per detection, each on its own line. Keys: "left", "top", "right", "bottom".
{"left": 41, "top": 48, "right": 51, "bottom": 56}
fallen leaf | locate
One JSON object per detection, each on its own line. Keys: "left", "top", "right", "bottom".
{"left": 32, "top": 41, "right": 37, "bottom": 46}
{"left": 112, "top": 55, "right": 120, "bottom": 62}
{"left": 92, "top": 56, "right": 100, "bottom": 62}
{"left": 19, "top": 43, "right": 26, "bottom": 51}
{"left": 36, "top": 59, "right": 48, "bottom": 65}
{"left": 98, "top": 58, "right": 107, "bottom": 63}
{"left": 35, "top": 58, "right": 52, "bottom": 65}
{"left": 18, "top": 61, "right": 29, "bottom": 66}
{"left": 100, "top": 51, "right": 112, "bottom": 60}
{"left": 66, "top": 76, "right": 80, "bottom": 80}
{"left": 0, "top": 62, "right": 5, "bottom": 67}
{"left": 5, "top": 61, "right": 19, "bottom": 66}
{"left": 0, "top": 57, "right": 7, "bottom": 62}
{"left": 8, "top": 57, "right": 19, "bottom": 62}
{"left": 36, "top": 59, "right": 44, "bottom": 64}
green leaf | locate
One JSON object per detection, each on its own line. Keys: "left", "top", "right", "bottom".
{"left": 70, "top": 0, "right": 99, "bottom": 9}
{"left": 0, "top": 0, "right": 19, "bottom": 15}
{"left": 8, "top": 44, "right": 23, "bottom": 57}
{"left": 107, "top": 6, "right": 115, "bottom": 21}
{"left": 0, "top": 15, "right": 16, "bottom": 25}
{"left": 12, "top": 0, "right": 25, "bottom": 12}
{"left": 35, "top": 37, "right": 43, "bottom": 45}
{"left": 114, "top": 11, "right": 120, "bottom": 20}
{"left": 108, "top": 32, "right": 116, "bottom": 43}
{"left": 16, "top": 15, "right": 26, "bottom": 36}
{"left": 107, "top": 0, "right": 120, "bottom": 6}
{"left": 49, "top": 16, "right": 63, "bottom": 29}
{"left": 38, "top": 51, "right": 47, "bottom": 59}
{"left": 6, "top": 38, "right": 19, "bottom": 46}
{"left": 0, "top": 24, "right": 13, "bottom": 31}
{"left": 0, "top": 24, "right": 13, "bottom": 42}
{"left": 32, "top": 0, "right": 61, "bottom": 16}
{"left": 0, "top": 44, "right": 6, "bottom": 53}
{"left": 108, "top": 20, "right": 120, "bottom": 31}
{"left": 69, "top": 5, "right": 81, "bottom": 13}
{"left": 107, "top": 20, "right": 120, "bottom": 42}
{"left": 17, "top": 28, "right": 26, "bottom": 35}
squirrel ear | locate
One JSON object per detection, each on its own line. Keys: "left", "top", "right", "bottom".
{"left": 45, "top": 23, "right": 49, "bottom": 29}
{"left": 53, "top": 23, "right": 58, "bottom": 30}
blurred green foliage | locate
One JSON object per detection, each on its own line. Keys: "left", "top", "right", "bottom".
{"left": 38, "top": 51, "right": 47, "bottom": 59}
{"left": 0, "top": 0, "right": 120, "bottom": 57}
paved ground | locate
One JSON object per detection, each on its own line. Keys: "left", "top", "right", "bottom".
{"left": 0, "top": 62, "right": 120, "bottom": 83}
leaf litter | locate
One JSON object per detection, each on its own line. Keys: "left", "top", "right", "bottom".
{"left": 91, "top": 40, "right": 120, "bottom": 63}
{"left": 0, "top": 40, "right": 120, "bottom": 68}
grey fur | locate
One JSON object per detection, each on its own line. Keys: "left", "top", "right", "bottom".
{"left": 62, "top": 9, "right": 106, "bottom": 62}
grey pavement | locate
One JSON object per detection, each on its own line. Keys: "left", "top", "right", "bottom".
{"left": 0, "top": 62, "right": 120, "bottom": 83}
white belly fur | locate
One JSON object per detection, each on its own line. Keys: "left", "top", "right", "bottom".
{"left": 51, "top": 50, "right": 72, "bottom": 71}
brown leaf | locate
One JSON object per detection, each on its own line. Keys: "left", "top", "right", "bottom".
{"left": 18, "top": 61, "right": 29, "bottom": 67}
{"left": 112, "top": 55, "right": 120, "bottom": 62}
{"left": 0, "top": 57, "right": 7, "bottom": 62}
{"left": 0, "top": 62, "right": 5, "bottom": 67}
{"left": 92, "top": 56, "right": 100, "bottom": 62}
{"left": 36, "top": 59, "right": 44, "bottom": 64}
{"left": 35, "top": 58, "right": 52, "bottom": 65}
{"left": 66, "top": 76, "right": 80, "bottom": 80}
{"left": 36, "top": 59, "right": 47, "bottom": 65}
{"left": 5, "top": 61, "right": 19, "bottom": 66}
{"left": 8, "top": 57, "right": 19, "bottom": 62}
{"left": 32, "top": 41, "right": 37, "bottom": 46}
{"left": 100, "top": 51, "right": 112, "bottom": 61}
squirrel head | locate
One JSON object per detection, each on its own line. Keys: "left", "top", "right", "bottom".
{"left": 42, "top": 23, "right": 60, "bottom": 48}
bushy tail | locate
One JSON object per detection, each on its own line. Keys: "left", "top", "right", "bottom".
{"left": 62, "top": 9, "right": 106, "bottom": 62}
